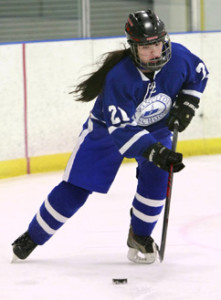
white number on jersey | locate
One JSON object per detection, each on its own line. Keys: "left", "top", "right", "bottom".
{"left": 196, "top": 62, "right": 208, "bottom": 80}
{"left": 108, "top": 105, "right": 130, "bottom": 125}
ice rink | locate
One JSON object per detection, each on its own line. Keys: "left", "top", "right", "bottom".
{"left": 1, "top": 154, "right": 221, "bottom": 300}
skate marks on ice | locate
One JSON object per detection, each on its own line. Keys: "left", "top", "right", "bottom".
{"left": 0, "top": 155, "right": 221, "bottom": 299}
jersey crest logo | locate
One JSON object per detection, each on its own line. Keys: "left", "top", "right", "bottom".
{"left": 135, "top": 93, "right": 172, "bottom": 126}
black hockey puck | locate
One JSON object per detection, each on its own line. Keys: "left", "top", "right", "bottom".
{"left": 112, "top": 278, "right": 128, "bottom": 284}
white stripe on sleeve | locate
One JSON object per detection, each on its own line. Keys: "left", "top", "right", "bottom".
{"left": 108, "top": 121, "right": 137, "bottom": 134}
{"left": 119, "top": 130, "right": 147, "bottom": 155}
{"left": 181, "top": 89, "right": 202, "bottom": 98}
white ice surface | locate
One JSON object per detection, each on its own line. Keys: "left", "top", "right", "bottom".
{"left": 1, "top": 155, "right": 221, "bottom": 300}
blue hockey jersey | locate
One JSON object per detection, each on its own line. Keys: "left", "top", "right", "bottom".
{"left": 63, "top": 42, "right": 208, "bottom": 193}
{"left": 90, "top": 42, "right": 209, "bottom": 159}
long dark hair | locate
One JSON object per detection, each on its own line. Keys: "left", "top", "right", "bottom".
{"left": 71, "top": 48, "right": 131, "bottom": 102}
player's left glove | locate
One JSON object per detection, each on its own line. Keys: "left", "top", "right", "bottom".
{"left": 167, "top": 94, "right": 200, "bottom": 132}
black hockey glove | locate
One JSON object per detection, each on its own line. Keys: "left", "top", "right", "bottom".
{"left": 143, "top": 142, "right": 185, "bottom": 173}
{"left": 167, "top": 94, "right": 200, "bottom": 132}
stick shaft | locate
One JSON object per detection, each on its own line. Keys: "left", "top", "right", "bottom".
{"left": 159, "top": 122, "right": 179, "bottom": 262}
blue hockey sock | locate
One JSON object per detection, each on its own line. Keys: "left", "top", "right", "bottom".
{"left": 28, "top": 181, "right": 91, "bottom": 245}
{"left": 132, "top": 150, "right": 170, "bottom": 237}
{"left": 131, "top": 192, "right": 165, "bottom": 237}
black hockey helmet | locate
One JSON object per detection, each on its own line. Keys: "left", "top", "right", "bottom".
{"left": 125, "top": 10, "right": 171, "bottom": 71}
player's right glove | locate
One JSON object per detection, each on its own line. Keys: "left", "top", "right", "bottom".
{"left": 143, "top": 142, "right": 185, "bottom": 172}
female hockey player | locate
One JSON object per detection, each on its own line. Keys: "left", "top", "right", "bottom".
{"left": 12, "top": 9, "right": 208, "bottom": 264}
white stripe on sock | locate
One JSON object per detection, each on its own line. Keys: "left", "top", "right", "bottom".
{"left": 36, "top": 211, "right": 56, "bottom": 235}
{"left": 135, "top": 192, "right": 165, "bottom": 207}
{"left": 45, "top": 197, "right": 68, "bottom": 223}
{"left": 132, "top": 206, "right": 160, "bottom": 223}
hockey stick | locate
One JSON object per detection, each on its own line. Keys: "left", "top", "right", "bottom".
{"left": 158, "top": 120, "right": 179, "bottom": 262}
